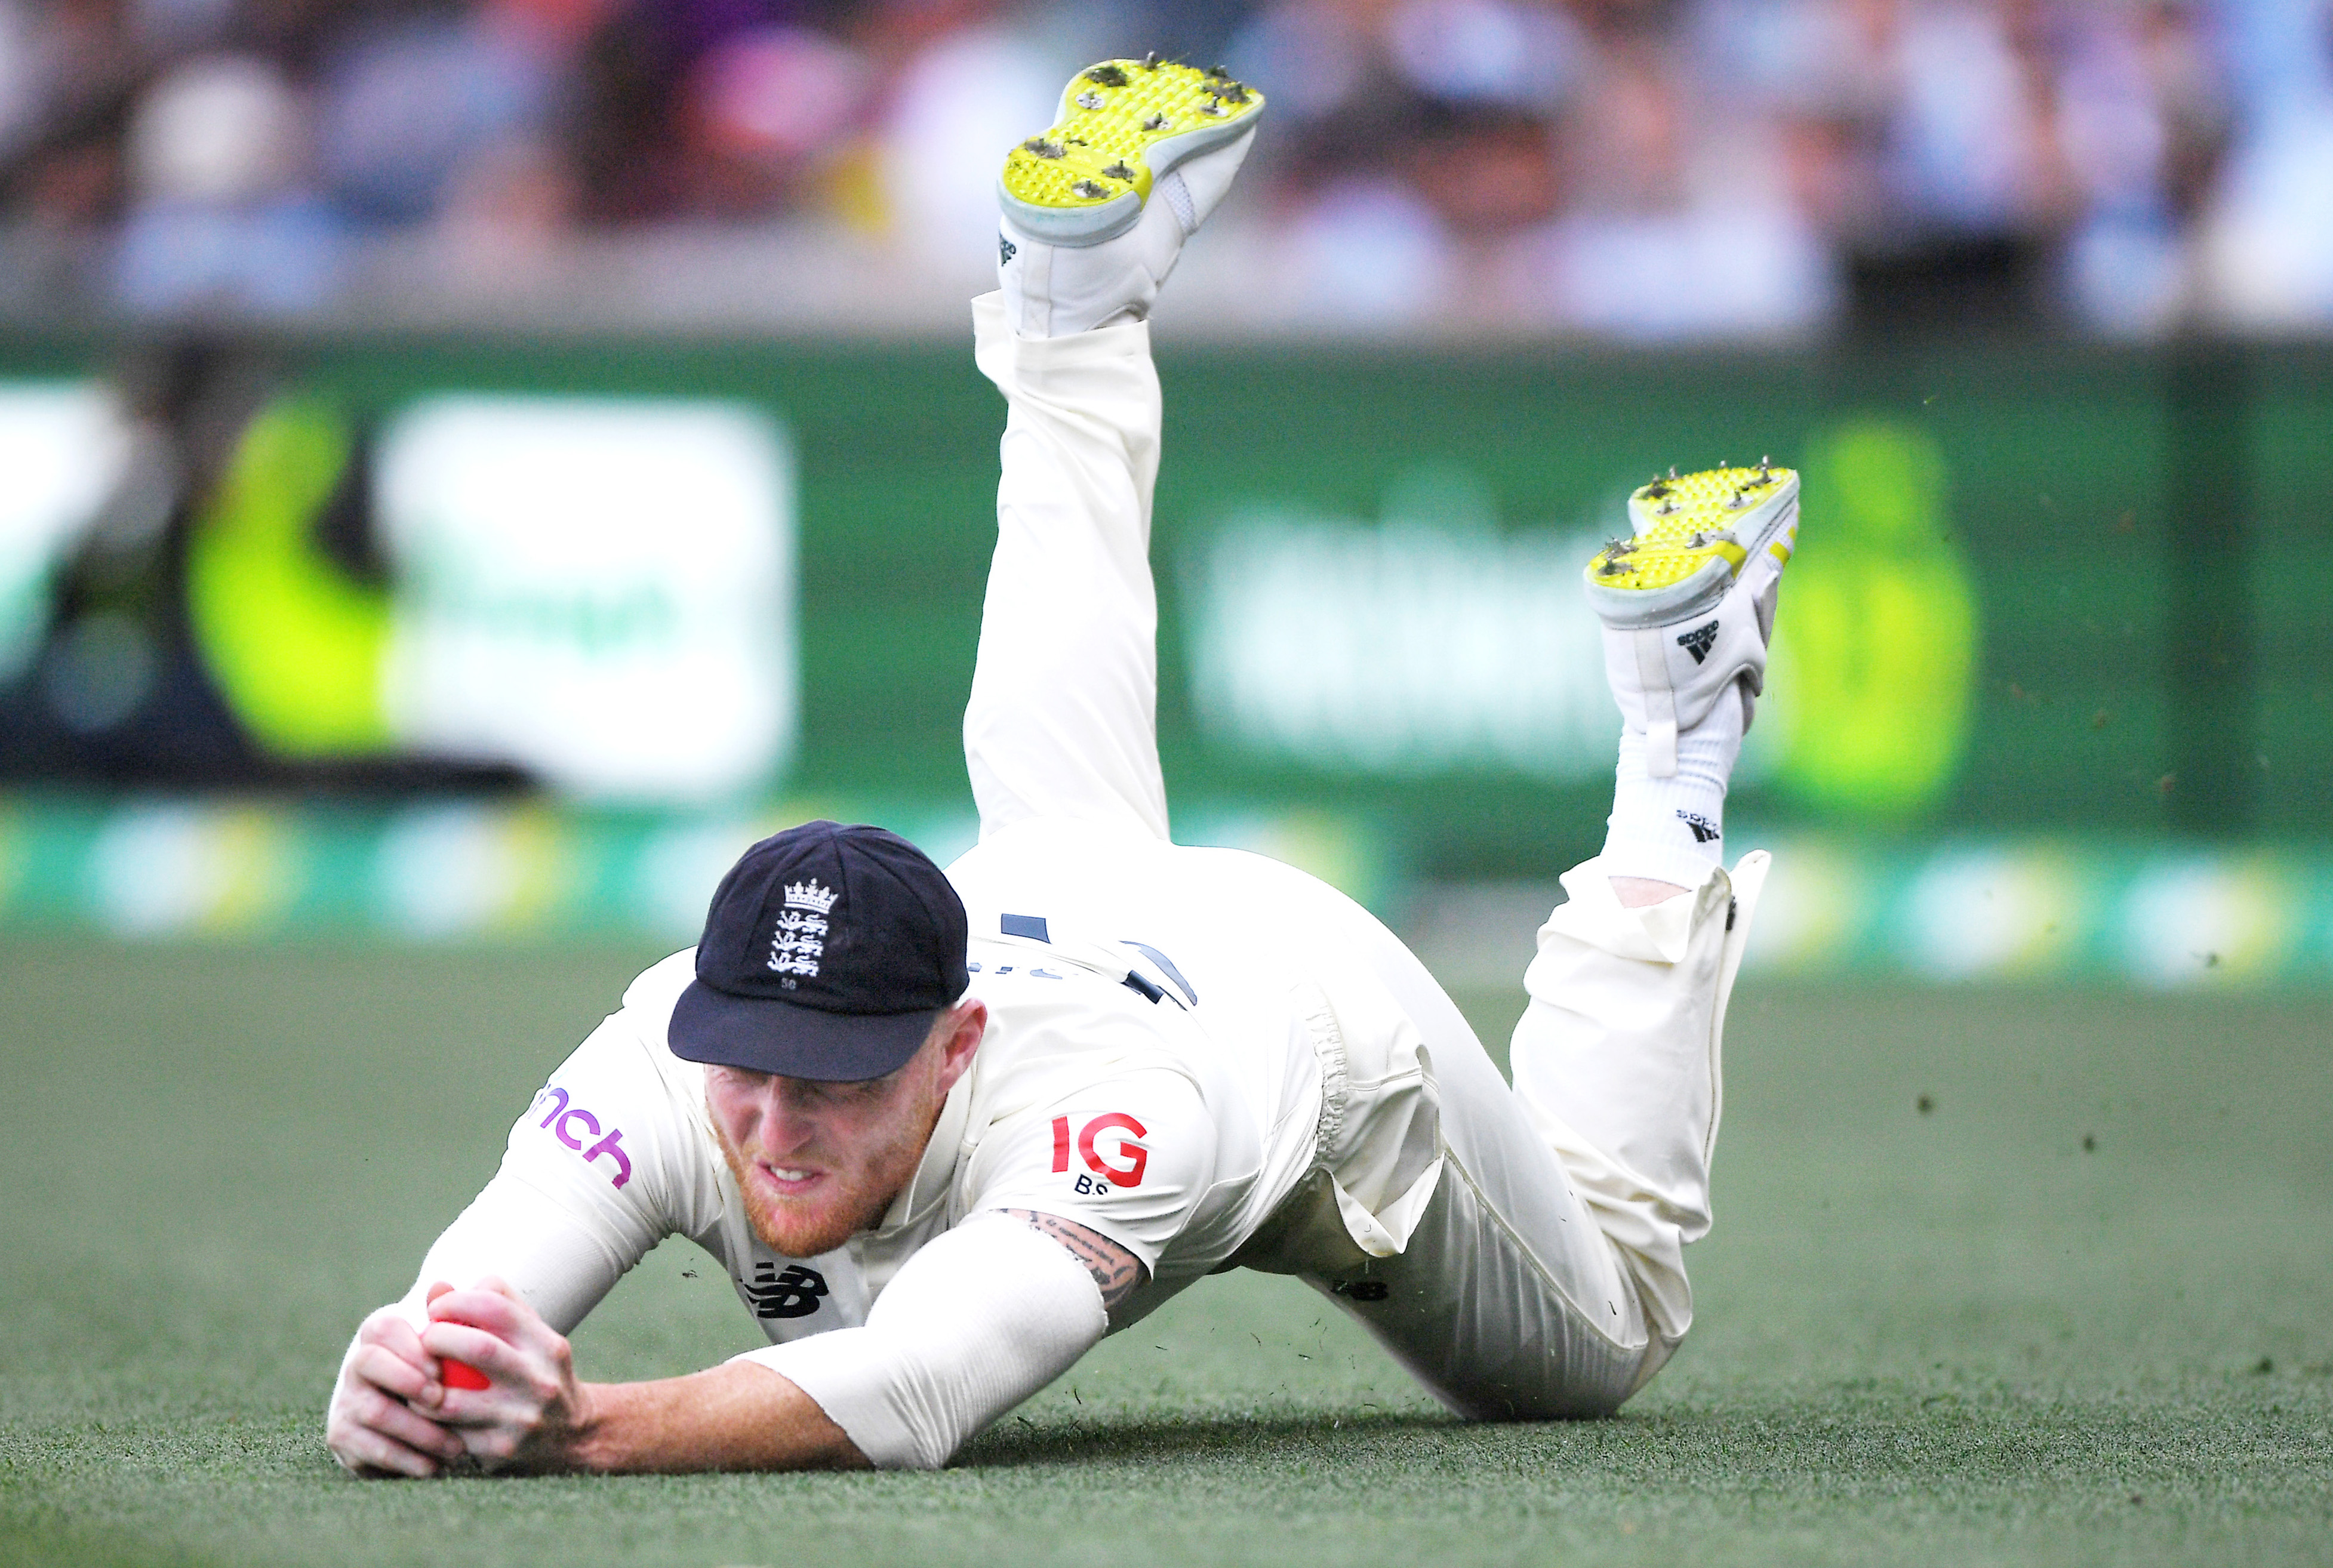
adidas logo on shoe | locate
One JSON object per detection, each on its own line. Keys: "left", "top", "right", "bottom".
{"left": 1578, "top": 463, "right": 1799, "bottom": 778}
{"left": 1676, "top": 620, "right": 1719, "bottom": 664}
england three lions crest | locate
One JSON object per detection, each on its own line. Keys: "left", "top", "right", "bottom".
{"left": 769, "top": 877, "right": 837, "bottom": 979}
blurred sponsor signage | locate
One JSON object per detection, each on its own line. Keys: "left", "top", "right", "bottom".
{"left": 2, "top": 338, "right": 2313, "bottom": 855}
{"left": 2, "top": 381, "right": 795, "bottom": 805}
{"left": 1746, "top": 836, "right": 2319, "bottom": 988}
{"left": 1747, "top": 423, "right": 1981, "bottom": 818}
{"left": 0, "top": 796, "right": 1375, "bottom": 945}
{"left": 1187, "top": 501, "right": 1619, "bottom": 780}
{"left": 0, "top": 385, "right": 131, "bottom": 682}
{"left": 374, "top": 396, "right": 795, "bottom": 802}
{"left": 0, "top": 795, "right": 2325, "bottom": 989}
{"left": 1184, "top": 427, "right": 1981, "bottom": 819}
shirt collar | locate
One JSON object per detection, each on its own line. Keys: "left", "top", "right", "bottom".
{"left": 871, "top": 1059, "right": 977, "bottom": 1236}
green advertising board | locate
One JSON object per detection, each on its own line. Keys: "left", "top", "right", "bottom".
{"left": 0, "top": 330, "right": 2325, "bottom": 883}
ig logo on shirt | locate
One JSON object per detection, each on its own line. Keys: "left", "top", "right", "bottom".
{"left": 1050, "top": 1113, "right": 1148, "bottom": 1191}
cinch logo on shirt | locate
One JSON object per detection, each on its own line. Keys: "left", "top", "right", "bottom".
{"left": 530, "top": 1086, "right": 632, "bottom": 1188}
{"left": 1051, "top": 1113, "right": 1148, "bottom": 1191}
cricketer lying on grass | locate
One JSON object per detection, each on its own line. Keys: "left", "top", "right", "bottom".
{"left": 325, "top": 57, "right": 1800, "bottom": 1478}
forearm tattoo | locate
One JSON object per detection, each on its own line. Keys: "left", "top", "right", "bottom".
{"left": 1005, "top": 1209, "right": 1146, "bottom": 1311}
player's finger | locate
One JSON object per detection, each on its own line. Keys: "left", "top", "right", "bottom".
{"left": 475, "top": 1274, "right": 525, "bottom": 1305}
{"left": 426, "top": 1286, "right": 535, "bottom": 1344}
{"left": 418, "top": 1320, "right": 537, "bottom": 1403}
{"left": 350, "top": 1342, "right": 439, "bottom": 1404}
{"left": 352, "top": 1385, "right": 466, "bottom": 1462}
{"left": 358, "top": 1310, "right": 434, "bottom": 1372}
{"left": 331, "top": 1417, "right": 444, "bottom": 1479}
{"left": 353, "top": 1313, "right": 445, "bottom": 1407}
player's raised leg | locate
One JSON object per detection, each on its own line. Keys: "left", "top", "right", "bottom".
{"left": 963, "top": 60, "right": 1262, "bottom": 843}
{"left": 1504, "top": 464, "right": 1797, "bottom": 1365}
{"left": 1271, "top": 467, "right": 1796, "bottom": 1416}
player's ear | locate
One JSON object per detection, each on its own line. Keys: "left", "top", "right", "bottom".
{"left": 932, "top": 997, "right": 986, "bottom": 1092}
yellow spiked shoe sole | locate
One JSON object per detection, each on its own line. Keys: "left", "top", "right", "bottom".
{"left": 999, "top": 57, "right": 1264, "bottom": 245}
{"left": 1584, "top": 462, "right": 1799, "bottom": 628}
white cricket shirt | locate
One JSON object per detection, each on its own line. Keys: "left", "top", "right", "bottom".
{"left": 392, "top": 820, "right": 1443, "bottom": 1462}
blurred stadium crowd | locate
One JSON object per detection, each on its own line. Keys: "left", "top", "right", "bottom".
{"left": 1, "top": 0, "right": 2330, "bottom": 336}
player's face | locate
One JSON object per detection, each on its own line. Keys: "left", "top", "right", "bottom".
{"left": 705, "top": 1001, "right": 984, "bottom": 1258}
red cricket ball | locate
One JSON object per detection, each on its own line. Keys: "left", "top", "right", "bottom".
{"left": 440, "top": 1357, "right": 490, "bottom": 1391}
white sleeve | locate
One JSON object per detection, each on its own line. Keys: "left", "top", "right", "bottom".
{"left": 383, "top": 1003, "right": 707, "bottom": 1335}
{"left": 733, "top": 1212, "right": 1106, "bottom": 1470}
{"left": 960, "top": 1068, "right": 1217, "bottom": 1272}
{"left": 388, "top": 1167, "right": 643, "bottom": 1336}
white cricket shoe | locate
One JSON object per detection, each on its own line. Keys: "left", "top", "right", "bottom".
{"left": 1584, "top": 462, "right": 1800, "bottom": 777}
{"left": 996, "top": 56, "right": 1264, "bottom": 337}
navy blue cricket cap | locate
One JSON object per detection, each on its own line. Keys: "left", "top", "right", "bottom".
{"left": 669, "top": 821, "right": 970, "bottom": 1082}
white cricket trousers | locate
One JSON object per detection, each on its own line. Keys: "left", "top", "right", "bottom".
{"left": 964, "top": 295, "right": 1766, "bottom": 1417}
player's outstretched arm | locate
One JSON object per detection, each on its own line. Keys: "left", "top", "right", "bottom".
{"left": 415, "top": 1277, "right": 867, "bottom": 1474}
{"left": 402, "top": 1216, "right": 1138, "bottom": 1476}
{"left": 1005, "top": 1208, "right": 1145, "bottom": 1310}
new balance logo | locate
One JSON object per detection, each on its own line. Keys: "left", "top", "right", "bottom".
{"left": 1676, "top": 621, "right": 1719, "bottom": 663}
{"left": 746, "top": 1262, "right": 829, "bottom": 1320}
{"left": 1676, "top": 810, "right": 1720, "bottom": 844}
{"left": 999, "top": 235, "right": 1017, "bottom": 266}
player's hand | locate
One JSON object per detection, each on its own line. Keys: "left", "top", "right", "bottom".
{"left": 420, "top": 1276, "right": 598, "bottom": 1473}
{"left": 325, "top": 1302, "right": 467, "bottom": 1478}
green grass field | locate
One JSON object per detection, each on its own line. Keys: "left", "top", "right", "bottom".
{"left": 1, "top": 939, "right": 2326, "bottom": 1568}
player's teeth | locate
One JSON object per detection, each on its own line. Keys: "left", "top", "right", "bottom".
{"left": 772, "top": 1167, "right": 810, "bottom": 1182}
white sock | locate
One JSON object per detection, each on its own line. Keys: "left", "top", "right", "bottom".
{"left": 1601, "top": 683, "right": 1745, "bottom": 888}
